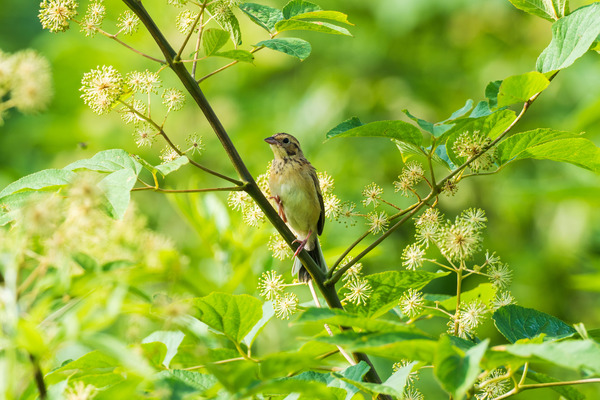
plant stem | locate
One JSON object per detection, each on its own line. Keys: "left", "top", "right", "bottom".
{"left": 29, "top": 354, "right": 47, "bottom": 400}
{"left": 453, "top": 266, "right": 463, "bottom": 335}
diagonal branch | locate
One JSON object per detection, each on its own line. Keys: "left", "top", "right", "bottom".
{"left": 121, "top": 0, "right": 390, "bottom": 394}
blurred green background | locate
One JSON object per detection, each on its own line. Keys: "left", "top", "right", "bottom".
{"left": 2, "top": 0, "right": 600, "bottom": 398}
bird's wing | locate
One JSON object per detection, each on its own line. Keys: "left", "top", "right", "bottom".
{"left": 311, "top": 171, "right": 325, "bottom": 236}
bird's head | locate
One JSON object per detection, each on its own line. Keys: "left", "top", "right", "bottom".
{"left": 264, "top": 133, "right": 304, "bottom": 159}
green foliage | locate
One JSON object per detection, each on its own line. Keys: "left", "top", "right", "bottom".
{"left": 256, "top": 38, "right": 312, "bottom": 60}
{"left": 3, "top": 0, "right": 600, "bottom": 399}
{"left": 493, "top": 304, "right": 577, "bottom": 343}
{"left": 434, "top": 337, "right": 488, "bottom": 400}
{"left": 537, "top": 3, "right": 600, "bottom": 72}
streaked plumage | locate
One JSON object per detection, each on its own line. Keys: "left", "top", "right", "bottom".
{"left": 264, "top": 133, "right": 325, "bottom": 281}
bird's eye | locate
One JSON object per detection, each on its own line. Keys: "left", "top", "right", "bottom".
{"left": 282, "top": 138, "right": 290, "bottom": 144}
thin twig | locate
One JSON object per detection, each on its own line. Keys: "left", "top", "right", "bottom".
{"left": 131, "top": 186, "right": 243, "bottom": 193}
{"left": 197, "top": 46, "right": 262, "bottom": 83}
{"left": 326, "top": 196, "right": 432, "bottom": 286}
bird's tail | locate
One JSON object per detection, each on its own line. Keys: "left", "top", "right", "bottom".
{"left": 293, "top": 239, "right": 327, "bottom": 282}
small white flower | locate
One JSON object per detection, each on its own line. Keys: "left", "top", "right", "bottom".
{"left": 268, "top": 233, "right": 291, "bottom": 260}
{"left": 258, "top": 270, "right": 285, "bottom": 300}
{"left": 38, "top": 0, "right": 78, "bottom": 33}
{"left": 79, "top": 65, "right": 124, "bottom": 115}
{"left": 117, "top": 10, "right": 140, "bottom": 35}
{"left": 402, "top": 243, "right": 425, "bottom": 271}
{"left": 162, "top": 88, "right": 185, "bottom": 111}
{"left": 274, "top": 292, "right": 298, "bottom": 319}
{"left": 367, "top": 211, "right": 388, "bottom": 234}
{"left": 362, "top": 183, "right": 383, "bottom": 207}
{"left": 160, "top": 146, "right": 180, "bottom": 163}
{"left": 399, "top": 288, "right": 424, "bottom": 318}
{"left": 487, "top": 263, "right": 512, "bottom": 289}
{"left": 323, "top": 194, "right": 341, "bottom": 220}
{"left": 343, "top": 278, "right": 372, "bottom": 306}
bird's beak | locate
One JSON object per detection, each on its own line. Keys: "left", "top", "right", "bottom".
{"left": 264, "top": 136, "right": 277, "bottom": 145}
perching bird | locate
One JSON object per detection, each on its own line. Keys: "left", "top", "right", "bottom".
{"left": 264, "top": 133, "right": 326, "bottom": 282}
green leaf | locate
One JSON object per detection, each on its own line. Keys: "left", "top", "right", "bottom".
{"left": 214, "top": 50, "right": 255, "bottom": 62}
{"left": 504, "top": 339, "right": 600, "bottom": 374}
{"left": 193, "top": 292, "right": 262, "bottom": 344}
{"left": 275, "top": 19, "right": 352, "bottom": 36}
{"left": 325, "top": 119, "right": 423, "bottom": 146}
{"left": 0, "top": 169, "right": 75, "bottom": 200}
{"left": 493, "top": 304, "right": 577, "bottom": 343}
{"left": 45, "top": 350, "right": 124, "bottom": 386}
{"left": 239, "top": 3, "right": 283, "bottom": 32}
{"left": 72, "top": 252, "right": 100, "bottom": 272}
{"left": 154, "top": 156, "right": 189, "bottom": 176}
{"left": 496, "top": 128, "right": 600, "bottom": 172}
{"left": 296, "top": 307, "right": 416, "bottom": 332}
{"left": 202, "top": 28, "right": 230, "bottom": 56}
{"left": 435, "top": 337, "right": 488, "bottom": 400}
{"left": 443, "top": 99, "right": 474, "bottom": 122}
{"left": 332, "top": 360, "right": 413, "bottom": 397}
{"left": 326, "top": 116, "right": 362, "bottom": 137}
{"left": 536, "top": 3, "right": 600, "bottom": 72}
{"left": 442, "top": 109, "right": 516, "bottom": 143}
{"left": 143, "top": 331, "right": 185, "bottom": 368}
{"left": 395, "top": 140, "right": 425, "bottom": 163}
{"left": 485, "top": 80, "right": 502, "bottom": 109}
{"left": 282, "top": 0, "right": 321, "bottom": 19}
{"left": 470, "top": 100, "right": 493, "bottom": 118}
{"left": 64, "top": 149, "right": 142, "bottom": 174}
{"left": 155, "top": 369, "right": 217, "bottom": 397}
{"left": 497, "top": 71, "right": 550, "bottom": 107}
{"left": 316, "top": 332, "right": 436, "bottom": 362}
{"left": 243, "top": 300, "right": 275, "bottom": 347}
{"left": 401, "top": 109, "right": 452, "bottom": 137}
{"left": 527, "top": 369, "right": 585, "bottom": 400}
{"left": 439, "top": 283, "right": 497, "bottom": 311}
{"left": 256, "top": 38, "right": 311, "bottom": 60}
{"left": 259, "top": 351, "right": 319, "bottom": 379}
{"left": 98, "top": 168, "right": 138, "bottom": 219}
{"left": 507, "top": 0, "right": 569, "bottom": 22}
{"left": 208, "top": 4, "right": 242, "bottom": 46}
{"left": 291, "top": 10, "right": 353, "bottom": 25}
{"left": 344, "top": 270, "right": 449, "bottom": 317}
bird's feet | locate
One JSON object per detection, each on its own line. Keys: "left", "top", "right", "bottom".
{"left": 269, "top": 195, "right": 287, "bottom": 223}
{"left": 292, "top": 230, "right": 313, "bottom": 257}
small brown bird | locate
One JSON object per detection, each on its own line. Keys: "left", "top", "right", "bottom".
{"left": 264, "top": 133, "right": 326, "bottom": 282}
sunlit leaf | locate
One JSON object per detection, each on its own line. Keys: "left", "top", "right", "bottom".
{"left": 344, "top": 270, "right": 449, "bottom": 317}
{"left": 507, "top": 0, "right": 569, "bottom": 21}
{"left": 496, "top": 128, "right": 600, "bottom": 172}
{"left": 291, "top": 10, "right": 353, "bottom": 25}
{"left": 255, "top": 38, "right": 311, "bottom": 60}
{"left": 239, "top": 3, "right": 283, "bottom": 32}
{"left": 536, "top": 3, "right": 600, "bottom": 72}
{"left": 504, "top": 339, "right": 600, "bottom": 374}
{"left": 275, "top": 19, "right": 352, "bottom": 36}
{"left": 497, "top": 71, "right": 550, "bottom": 107}
{"left": 326, "top": 119, "right": 423, "bottom": 146}
{"left": 202, "top": 28, "right": 230, "bottom": 56}
{"left": 193, "top": 292, "right": 262, "bottom": 344}
{"left": 214, "top": 49, "right": 255, "bottom": 62}
{"left": 282, "top": 0, "right": 321, "bottom": 19}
